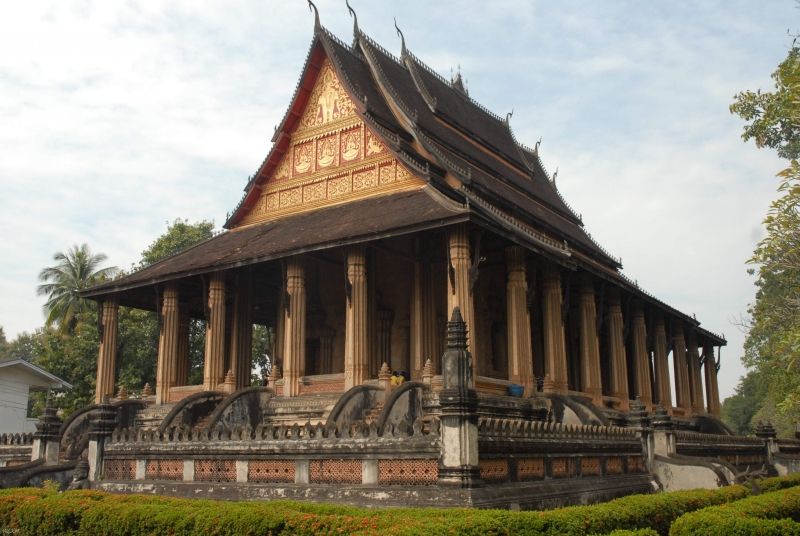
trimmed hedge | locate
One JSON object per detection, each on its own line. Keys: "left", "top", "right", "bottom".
{"left": 0, "top": 475, "right": 799, "bottom": 535}
{"left": 670, "top": 485, "right": 800, "bottom": 536}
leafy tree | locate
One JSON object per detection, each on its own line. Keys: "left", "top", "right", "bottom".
{"left": 139, "top": 219, "right": 214, "bottom": 267}
{"left": 721, "top": 371, "right": 768, "bottom": 435}
{"left": 6, "top": 332, "right": 41, "bottom": 362}
{"left": 36, "top": 244, "right": 117, "bottom": 333}
{"left": 728, "top": 43, "right": 800, "bottom": 434}
{"left": 0, "top": 326, "right": 8, "bottom": 360}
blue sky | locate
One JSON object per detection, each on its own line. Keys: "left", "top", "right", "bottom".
{"left": 0, "top": 0, "right": 795, "bottom": 400}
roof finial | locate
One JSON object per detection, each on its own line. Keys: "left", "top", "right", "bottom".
{"left": 534, "top": 137, "right": 542, "bottom": 156}
{"left": 307, "top": 0, "right": 320, "bottom": 29}
{"left": 394, "top": 17, "right": 407, "bottom": 56}
{"left": 505, "top": 108, "right": 514, "bottom": 125}
{"left": 346, "top": 0, "right": 359, "bottom": 38}
{"left": 552, "top": 167, "right": 558, "bottom": 185}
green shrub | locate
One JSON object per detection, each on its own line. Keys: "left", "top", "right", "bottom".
{"left": 670, "top": 486, "right": 800, "bottom": 536}
{"left": 2, "top": 474, "right": 800, "bottom": 535}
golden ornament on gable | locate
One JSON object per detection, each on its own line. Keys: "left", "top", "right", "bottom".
{"left": 341, "top": 128, "right": 362, "bottom": 162}
{"left": 294, "top": 143, "right": 314, "bottom": 175}
{"left": 317, "top": 135, "right": 337, "bottom": 168}
{"left": 353, "top": 168, "right": 378, "bottom": 191}
{"left": 303, "top": 181, "right": 326, "bottom": 203}
{"left": 298, "top": 61, "right": 356, "bottom": 132}
{"left": 365, "top": 131, "right": 385, "bottom": 156}
{"left": 379, "top": 162, "right": 395, "bottom": 185}
{"left": 328, "top": 176, "right": 352, "bottom": 198}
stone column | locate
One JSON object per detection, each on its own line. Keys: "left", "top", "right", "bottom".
{"left": 282, "top": 259, "right": 306, "bottom": 396}
{"left": 155, "top": 284, "right": 180, "bottom": 404}
{"left": 410, "top": 243, "right": 438, "bottom": 379}
{"left": 672, "top": 322, "right": 691, "bottom": 414}
{"left": 438, "top": 308, "right": 481, "bottom": 487}
{"left": 273, "top": 282, "right": 285, "bottom": 381}
{"left": 229, "top": 274, "right": 253, "bottom": 390}
{"left": 506, "top": 246, "right": 535, "bottom": 395}
{"left": 203, "top": 273, "right": 227, "bottom": 391}
{"left": 447, "top": 224, "right": 477, "bottom": 371}
{"left": 578, "top": 276, "right": 603, "bottom": 405}
{"left": 175, "top": 308, "right": 190, "bottom": 386}
{"left": 542, "top": 264, "right": 568, "bottom": 393}
{"left": 630, "top": 302, "right": 652, "bottom": 407}
{"left": 606, "top": 288, "right": 629, "bottom": 410}
{"left": 652, "top": 315, "right": 672, "bottom": 409}
{"left": 687, "top": 331, "right": 705, "bottom": 414}
{"left": 95, "top": 298, "right": 119, "bottom": 404}
{"left": 345, "top": 247, "right": 368, "bottom": 390}
{"left": 703, "top": 343, "right": 721, "bottom": 417}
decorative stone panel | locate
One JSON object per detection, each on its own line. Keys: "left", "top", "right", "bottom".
{"left": 580, "top": 457, "right": 601, "bottom": 477}
{"left": 377, "top": 459, "right": 437, "bottom": 485}
{"left": 479, "top": 459, "right": 509, "bottom": 482}
{"left": 104, "top": 459, "right": 135, "bottom": 480}
{"left": 309, "top": 459, "right": 361, "bottom": 484}
{"left": 517, "top": 457, "right": 545, "bottom": 481}
{"left": 627, "top": 456, "right": 645, "bottom": 474}
{"left": 145, "top": 459, "right": 183, "bottom": 481}
{"left": 248, "top": 460, "right": 295, "bottom": 483}
{"left": 551, "top": 457, "right": 576, "bottom": 478}
{"left": 195, "top": 459, "right": 236, "bottom": 482}
{"left": 606, "top": 457, "right": 623, "bottom": 475}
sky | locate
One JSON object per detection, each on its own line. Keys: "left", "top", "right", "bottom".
{"left": 0, "top": 0, "right": 795, "bottom": 401}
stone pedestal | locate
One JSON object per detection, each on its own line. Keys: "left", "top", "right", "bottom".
{"left": 88, "top": 399, "right": 117, "bottom": 482}
{"left": 438, "top": 308, "right": 481, "bottom": 488}
{"left": 31, "top": 405, "right": 62, "bottom": 463}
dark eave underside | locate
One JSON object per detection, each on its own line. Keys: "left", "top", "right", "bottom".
{"left": 83, "top": 188, "right": 467, "bottom": 298}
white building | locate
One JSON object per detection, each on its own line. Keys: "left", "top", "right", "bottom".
{"left": 0, "top": 360, "right": 72, "bottom": 433}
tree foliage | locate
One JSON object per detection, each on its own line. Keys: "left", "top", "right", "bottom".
{"left": 727, "top": 43, "right": 800, "bottom": 435}
{"left": 139, "top": 219, "right": 214, "bottom": 267}
{"left": 36, "top": 244, "right": 117, "bottom": 333}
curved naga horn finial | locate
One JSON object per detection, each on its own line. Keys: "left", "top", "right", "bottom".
{"left": 394, "top": 17, "right": 407, "bottom": 56}
{"left": 346, "top": 0, "right": 359, "bottom": 37}
{"left": 307, "top": 0, "right": 320, "bottom": 29}
{"left": 506, "top": 108, "right": 514, "bottom": 125}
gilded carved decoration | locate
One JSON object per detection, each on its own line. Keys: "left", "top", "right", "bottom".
{"left": 238, "top": 58, "right": 422, "bottom": 226}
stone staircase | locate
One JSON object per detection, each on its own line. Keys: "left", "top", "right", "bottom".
{"left": 134, "top": 404, "right": 174, "bottom": 431}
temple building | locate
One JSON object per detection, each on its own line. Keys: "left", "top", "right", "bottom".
{"left": 8, "top": 6, "right": 796, "bottom": 509}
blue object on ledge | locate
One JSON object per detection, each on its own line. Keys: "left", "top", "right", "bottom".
{"left": 508, "top": 384, "right": 524, "bottom": 397}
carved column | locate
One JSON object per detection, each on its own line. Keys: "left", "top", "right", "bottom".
{"left": 175, "top": 308, "right": 190, "bottom": 386}
{"left": 156, "top": 284, "right": 180, "bottom": 404}
{"left": 578, "top": 276, "right": 603, "bottom": 405}
{"left": 652, "top": 315, "right": 672, "bottom": 409}
{"left": 95, "top": 298, "right": 119, "bottom": 404}
{"left": 630, "top": 302, "right": 652, "bottom": 407}
{"left": 687, "top": 331, "right": 704, "bottom": 414}
{"left": 542, "top": 264, "right": 568, "bottom": 393}
{"left": 345, "top": 247, "right": 368, "bottom": 390}
{"left": 447, "top": 224, "right": 477, "bottom": 372}
{"left": 229, "top": 274, "right": 253, "bottom": 390}
{"left": 202, "top": 273, "right": 227, "bottom": 391}
{"left": 606, "top": 288, "right": 629, "bottom": 410}
{"left": 672, "top": 322, "right": 691, "bottom": 414}
{"left": 273, "top": 282, "right": 285, "bottom": 381}
{"left": 703, "top": 343, "right": 721, "bottom": 417}
{"left": 282, "top": 259, "right": 306, "bottom": 396}
{"left": 411, "top": 243, "right": 438, "bottom": 379}
{"left": 505, "top": 246, "right": 535, "bottom": 395}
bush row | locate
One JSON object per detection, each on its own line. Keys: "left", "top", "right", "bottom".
{"left": 670, "top": 485, "right": 800, "bottom": 536}
{"left": 1, "top": 474, "right": 800, "bottom": 535}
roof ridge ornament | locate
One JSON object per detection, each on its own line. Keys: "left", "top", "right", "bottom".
{"left": 505, "top": 108, "right": 514, "bottom": 126}
{"left": 307, "top": 0, "right": 320, "bottom": 29}
{"left": 394, "top": 17, "right": 407, "bottom": 57}
{"left": 345, "top": 0, "right": 359, "bottom": 40}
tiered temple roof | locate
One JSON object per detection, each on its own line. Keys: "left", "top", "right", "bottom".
{"left": 84, "top": 17, "right": 724, "bottom": 346}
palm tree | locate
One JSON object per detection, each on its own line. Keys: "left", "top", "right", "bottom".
{"left": 37, "top": 244, "right": 118, "bottom": 332}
